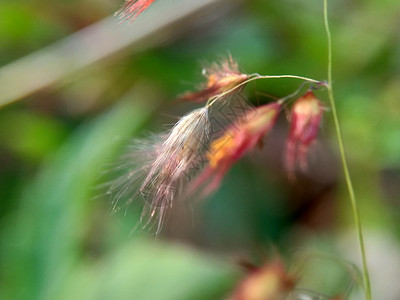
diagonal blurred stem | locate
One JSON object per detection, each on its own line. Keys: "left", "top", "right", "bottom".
{"left": 0, "top": 0, "right": 230, "bottom": 108}
{"left": 323, "top": 1, "right": 372, "bottom": 299}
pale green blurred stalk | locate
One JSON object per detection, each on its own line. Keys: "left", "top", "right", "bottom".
{"left": 323, "top": 1, "right": 372, "bottom": 299}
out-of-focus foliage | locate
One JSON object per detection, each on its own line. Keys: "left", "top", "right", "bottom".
{"left": 1, "top": 0, "right": 399, "bottom": 299}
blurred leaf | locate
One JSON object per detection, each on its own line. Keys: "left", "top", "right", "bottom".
{"left": 1, "top": 88, "right": 240, "bottom": 300}
{"left": 0, "top": 90, "right": 161, "bottom": 300}
{"left": 0, "top": 110, "right": 68, "bottom": 162}
{"left": 58, "top": 240, "right": 238, "bottom": 300}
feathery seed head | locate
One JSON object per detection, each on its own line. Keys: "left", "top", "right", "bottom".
{"left": 108, "top": 107, "right": 210, "bottom": 234}
{"left": 147, "top": 107, "right": 209, "bottom": 183}
{"left": 139, "top": 107, "right": 210, "bottom": 232}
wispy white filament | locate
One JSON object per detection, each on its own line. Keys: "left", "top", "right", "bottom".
{"left": 107, "top": 107, "right": 210, "bottom": 234}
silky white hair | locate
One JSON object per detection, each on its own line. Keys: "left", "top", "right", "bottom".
{"left": 105, "top": 107, "right": 210, "bottom": 234}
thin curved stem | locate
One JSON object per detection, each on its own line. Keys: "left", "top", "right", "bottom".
{"left": 323, "top": 1, "right": 372, "bottom": 299}
{"left": 205, "top": 74, "right": 320, "bottom": 108}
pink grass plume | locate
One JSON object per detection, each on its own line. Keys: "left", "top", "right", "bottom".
{"left": 285, "top": 91, "right": 323, "bottom": 177}
{"left": 190, "top": 102, "right": 281, "bottom": 197}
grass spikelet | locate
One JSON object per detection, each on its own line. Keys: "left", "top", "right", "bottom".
{"left": 190, "top": 102, "right": 281, "bottom": 197}
{"left": 178, "top": 56, "right": 249, "bottom": 103}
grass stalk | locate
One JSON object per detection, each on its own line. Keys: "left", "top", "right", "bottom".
{"left": 323, "top": 1, "right": 372, "bottom": 299}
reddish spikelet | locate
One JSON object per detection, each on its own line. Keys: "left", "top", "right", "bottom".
{"left": 117, "top": 0, "right": 156, "bottom": 22}
{"left": 232, "top": 261, "right": 296, "bottom": 300}
{"left": 285, "top": 91, "right": 323, "bottom": 176}
{"left": 191, "top": 103, "right": 280, "bottom": 196}
{"left": 179, "top": 56, "right": 249, "bottom": 103}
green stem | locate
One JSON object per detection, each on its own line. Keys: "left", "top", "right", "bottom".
{"left": 323, "top": 1, "right": 372, "bottom": 299}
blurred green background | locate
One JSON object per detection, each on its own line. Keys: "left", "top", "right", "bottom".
{"left": 1, "top": 0, "right": 400, "bottom": 299}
